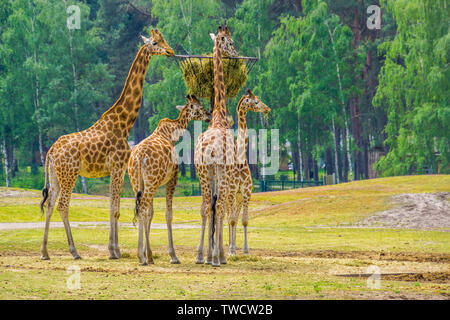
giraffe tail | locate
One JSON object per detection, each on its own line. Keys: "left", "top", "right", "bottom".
{"left": 211, "top": 194, "right": 218, "bottom": 249}
{"left": 40, "top": 149, "right": 51, "bottom": 215}
{"left": 133, "top": 156, "right": 146, "bottom": 225}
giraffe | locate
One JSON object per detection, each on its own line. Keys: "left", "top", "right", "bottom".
{"left": 128, "top": 95, "right": 211, "bottom": 265}
{"left": 227, "top": 89, "right": 270, "bottom": 256}
{"left": 39, "top": 29, "right": 174, "bottom": 260}
{"left": 194, "top": 26, "right": 238, "bottom": 267}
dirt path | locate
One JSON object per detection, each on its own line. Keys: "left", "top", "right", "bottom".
{"left": 354, "top": 192, "right": 450, "bottom": 230}
{"left": 0, "top": 221, "right": 200, "bottom": 230}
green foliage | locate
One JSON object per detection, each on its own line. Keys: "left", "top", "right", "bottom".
{"left": 0, "top": 0, "right": 448, "bottom": 192}
{"left": 374, "top": 0, "right": 450, "bottom": 175}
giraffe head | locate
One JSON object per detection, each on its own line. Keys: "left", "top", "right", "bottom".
{"left": 141, "top": 29, "right": 174, "bottom": 57}
{"left": 210, "top": 26, "right": 238, "bottom": 57}
{"left": 239, "top": 89, "right": 271, "bottom": 115}
{"left": 176, "top": 95, "right": 211, "bottom": 122}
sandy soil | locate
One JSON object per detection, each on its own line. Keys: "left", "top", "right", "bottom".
{"left": 354, "top": 192, "right": 450, "bottom": 231}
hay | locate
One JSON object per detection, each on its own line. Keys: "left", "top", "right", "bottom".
{"left": 180, "top": 55, "right": 248, "bottom": 100}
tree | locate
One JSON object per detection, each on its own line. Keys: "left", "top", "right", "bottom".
{"left": 374, "top": 0, "right": 450, "bottom": 175}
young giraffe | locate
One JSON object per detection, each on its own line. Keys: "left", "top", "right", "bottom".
{"left": 128, "top": 95, "right": 211, "bottom": 265}
{"left": 40, "top": 29, "right": 174, "bottom": 260}
{"left": 227, "top": 89, "right": 270, "bottom": 256}
{"left": 194, "top": 26, "right": 238, "bottom": 267}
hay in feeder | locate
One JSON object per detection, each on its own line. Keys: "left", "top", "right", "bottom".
{"left": 180, "top": 55, "right": 248, "bottom": 100}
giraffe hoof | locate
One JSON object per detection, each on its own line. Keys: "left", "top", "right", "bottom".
{"left": 40, "top": 255, "right": 50, "bottom": 260}
{"left": 109, "top": 255, "right": 119, "bottom": 260}
{"left": 140, "top": 262, "right": 148, "bottom": 266}
{"left": 74, "top": 255, "right": 82, "bottom": 260}
{"left": 195, "top": 259, "right": 204, "bottom": 264}
{"left": 243, "top": 249, "right": 250, "bottom": 255}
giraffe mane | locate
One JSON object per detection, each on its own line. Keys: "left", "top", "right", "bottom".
{"left": 156, "top": 104, "right": 189, "bottom": 127}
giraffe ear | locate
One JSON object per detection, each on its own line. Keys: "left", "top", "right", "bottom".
{"left": 176, "top": 105, "right": 185, "bottom": 112}
{"left": 209, "top": 33, "right": 216, "bottom": 42}
{"left": 140, "top": 35, "right": 150, "bottom": 43}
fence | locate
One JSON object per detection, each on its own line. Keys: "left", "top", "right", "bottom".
{"left": 258, "top": 179, "right": 323, "bottom": 192}
{"left": 190, "top": 179, "right": 323, "bottom": 196}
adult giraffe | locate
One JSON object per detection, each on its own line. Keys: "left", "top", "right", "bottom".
{"left": 194, "top": 26, "right": 238, "bottom": 267}
{"left": 128, "top": 95, "right": 211, "bottom": 265}
{"left": 40, "top": 29, "right": 174, "bottom": 260}
{"left": 227, "top": 89, "right": 270, "bottom": 256}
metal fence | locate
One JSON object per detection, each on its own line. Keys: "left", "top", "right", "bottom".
{"left": 190, "top": 179, "right": 323, "bottom": 196}
{"left": 258, "top": 180, "right": 323, "bottom": 192}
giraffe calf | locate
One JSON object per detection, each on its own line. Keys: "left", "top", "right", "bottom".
{"left": 227, "top": 89, "right": 270, "bottom": 256}
{"left": 128, "top": 95, "right": 211, "bottom": 265}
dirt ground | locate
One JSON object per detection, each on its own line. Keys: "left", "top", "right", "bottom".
{"left": 354, "top": 192, "right": 450, "bottom": 231}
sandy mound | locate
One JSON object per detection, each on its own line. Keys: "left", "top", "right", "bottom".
{"left": 355, "top": 192, "right": 450, "bottom": 230}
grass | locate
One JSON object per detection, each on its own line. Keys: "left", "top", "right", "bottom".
{"left": 0, "top": 175, "right": 449, "bottom": 299}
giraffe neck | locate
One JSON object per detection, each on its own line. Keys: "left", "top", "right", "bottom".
{"left": 94, "top": 45, "right": 152, "bottom": 138}
{"left": 210, "top": 38, "right": 229, "bottom": 128}
{"left": 153, "top": 108, "right": 190, "bottom": 142}
{"left": 236, "top": 98, "right": 249, "bottom": 164}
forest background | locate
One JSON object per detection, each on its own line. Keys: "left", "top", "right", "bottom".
{"left": 0, "top": 0, "right": 448, "bottom": 196}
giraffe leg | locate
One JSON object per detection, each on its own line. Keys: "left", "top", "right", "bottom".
{"left": 197, "top": 167, "right": 212, "bottom": 264}
{"left": 241, "top": 192, "right": 251, "bottom": 255}
{"left": 227, "top": 194, "right": 239, "bottom": 256}
{"left": 41, "top": 162, "right": 60, "bottom": 260}
{"left": 108, "top": 168, "right": 125, "bottom": 259}
{"left": 212, "top": 168, "right": 227, "bottom": 267}
{"left": 144, "top": 202, "right": 154, "bottom": 264}
{"left": 57, "top": 174, "right": 80, "bottom": 260}
{"left": 165, "top": 171, "right": 180, "bottom": 264}
{"left": 195, "top": 201, "right": 208, "bottom": 264}
{"left": 136, "top": 189, "right": 155, "bottom": 265}
{"left": 137, "top": 216, "right": 146, "bottom": 265}
{"left": 219, "top": 212, "right": 226, "bottom": 264}
{"left": 232, "top": 193, "right": 243, "bottom": 255}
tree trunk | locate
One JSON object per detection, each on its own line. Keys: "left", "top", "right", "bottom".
{"left": 2, "top": 137, "right": 10, "bottom": 187}
{"left": 190, "top": 146, "right": 196, "bottom": 180}
{"left": 313, "top": 157, "right": 319, "bottom": 182}
{"left": 332, "top": 115, "right": 340, "bottom": 183}
{"left": 180, "top": 163, "right": 186, "bottom": 177}
{"left": 349, "top": 6, "right": 362, "bottom": 181}
{"left": 29, "top": 0, "right": 45, "bottom": 165}
{"left": 297, "top": 119, "right": 304, "bottom": 181}
{"left": 64, "top": 0, "right": 87, "bottom": 194}
{"left": 326, "top": 23, "right": 353, "bottom": 182}
{"left": 291, "top": 142, "right": 299, "bottom": 182}
{"left": 342, "top": 130, "right": 349, "bottom": 182}
{"left": 336, "top": 127, "right": 343, "bottom": 182}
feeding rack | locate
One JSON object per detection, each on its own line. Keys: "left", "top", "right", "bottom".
{"left": 172, "top": 54, "right": 258, "bottom": 106}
